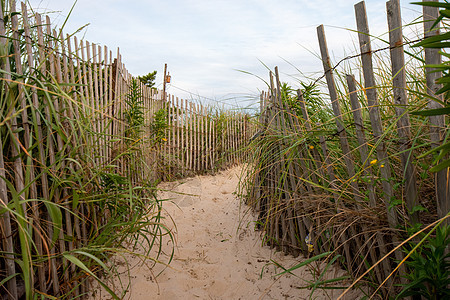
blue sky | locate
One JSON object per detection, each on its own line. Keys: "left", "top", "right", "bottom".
{"left": 27, "top": 0, "right": 422, "bottom": 109}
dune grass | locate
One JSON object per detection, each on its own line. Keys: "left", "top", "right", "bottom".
{"left": 239, "top": 10, "right": 447, "bottom": 298}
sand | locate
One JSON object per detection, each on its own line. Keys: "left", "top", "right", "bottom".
{"left": 89, "top": 166, "right": 362, "bottom": 299}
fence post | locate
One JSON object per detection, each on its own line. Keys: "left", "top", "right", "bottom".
{"left": 0, "top": 6, "right": 17, "bottom": 295}
{"left": 354, "top": 0, "right": 399, "bottom": 228}
{"left": 387, "top": 0, "right": 419, "bottom": 224}
{"left": 422, "top": 0, "right": 449, "bottom": 221}
{"left": 347, "top": 74, "right": 391, "bottom": 284}
{"left": 317, "top": 25, "right": 362, "bottom": 204}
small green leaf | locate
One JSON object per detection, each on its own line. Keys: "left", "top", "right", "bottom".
{"left": 411, "top": 106, "right": 450, "bottom": 117}
{"left": 411, "top": 2, "right": 450, "bottom": 9}
{"left": 389, "top": 198, "right": 402, "bottom": 211}
{"left": 430, "top": 159, "right": 450, "bottom": 172}
{"left": 44, "top": 201, "right": 62, "bottom": 245}
{"left": 274, "top": 251, "right": 332, "bottom": 276}
{"left": 411, "top": 205, "right": 427, "bottom": 214}
{"left": 414, "top": 31, "right": 450, "bottom": 47}
{"left": 72, "top": 190, "right": 79, "bottom": 211}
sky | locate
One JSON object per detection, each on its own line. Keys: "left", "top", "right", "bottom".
{"left": 26, "top": 0, "right": 422, "bottom": 110}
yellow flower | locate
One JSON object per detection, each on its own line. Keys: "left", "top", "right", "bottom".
{"left": 309, "top": 145, "right": 314, "bottom": 150}
{"left": 162, "top": 138, "right": 167, "bottom": 142}
{"left": 370, "top": 159, "right": 377, "bottom": 165}
{"left": 380, "top": 164, "right": 385, "bottom": 168}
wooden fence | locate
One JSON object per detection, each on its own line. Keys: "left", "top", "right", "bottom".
{"left": 246, "top": 0, "right": 448, "bottom": 295}
{"left": 114, "top": 61, "right": 250, "bottom": 182}
{"left": 0, "top": 1, "right": 250, "bottom": 298}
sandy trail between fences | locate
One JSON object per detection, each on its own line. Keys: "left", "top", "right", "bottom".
{"left": 90, "top": 166, "right": 362, "bottom": 299}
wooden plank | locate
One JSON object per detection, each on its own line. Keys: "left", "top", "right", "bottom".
{"left": 11, "top": 2, "right": 31, "bottom": 169}
{"left": 354, "top": 0, "right": 398, "bottom": 229}
{"left": 233, "top": 112, "right": 238, "bottom": 165}
{"left": 86, "top": 41, "right": 96, "bottom": 147}
{"left": 205, "top": 107, "right": 208, "bottom": 169}
{"left": 184, "top": 99, "right": 188, "bottom": 172}
{"left": 198, "top": 105, "right": 202, "bottom": 170}
{"left": 209, "top": 113, "right": 214, "bottom": 170}
{"left": 35, "top": 12, "right": 60, "bottom": 295}
{"left": 54, "top": 29, "right": 80, "bottom": 297}
{"left": 46, "top": 18, "right": 70, "bottom": 291}
{"left": 108, "top": 49, "right": 114, "bottom": 162}
{"left": 197, "top": 103, "right": 201, "bottom": 171}
{"left": 59, "top": 31, "right": 74, "bottom": 119}
{"left": 0, "top": 7, "right": 18, "bottom": 297}
{"left": 221, "top": 107, "right": 225, "bottom": 167}
{"left": 73, "top": 36, "right": 89, "bottom": 255}
{"left": 74, "top": 37, "right": 86, "bottom": 118}
{"left": 180, "top": 98, "right": 185, "bottom": 174}
{"left": 196, "top": 103, "right": 200, "bottom": 171}
{"left": 227, "top": 112, "right": 231, "bottom": 166}
{"left": 273, "top": 68, "right": 302, "bottom": 252}
{"left": 96, "top": 45, "right": 104, "bottom": 165}
{"left": 422, "top": 0, "right": 449, "bottom": 220}
{"left": 12, "top": 2, "right": 43, "bottom": 293}
{"left": 21, "top": 4, "right": 49, "bottom": 294}
{"left": 55, "top": 26, "right": 78, "bottom": 263}
{"left": 66, "top": 32, "right": 84, "bottom": 298}
{"left": 66, "top": 34, "right": 79, "bottom": 120}
{"left": 116, "top": 54, "right": 124, "bottom": 175}
{"left": 387, "top": 0, "right": 419, "bottom": 224}
{"left": 212, "top": 109, "right": 216, "bottom": 170}
{"left": 347, "top": 74, "right": 389, "bottom": 284}
{"left": 186, "top": 99, "right": 189, "bottom": 174}
{"left": 199, "top": 104, "right": 203, "bottom": 171}
{"left": 75, "top": 35, "right": 91, "bottom": 297}
{"left": 104, "top": 46, "right": 110, "bottom": 164}
{"left": 237, "top": 114, "right": 240, "bottom": 163}
{"left": 317, "top": 24, "right": 366, "bottom": 265}
{"left": 317, "top": 25, "right": 362, "bottom": 204}
{"left": 168, "top": 95, "right": 173, "bottom": 175}
{"left": 190, "top": 101, "right": 195, "bottom": 172}
{"left": 5, "top": 1, "right": 27, "bottom": 222}
{"left": 235, "top": 113, "right": 238, "bottom": 164}
{"left": 176, "top": 97, "right": 180, "bottom": 174}
{"left": 189, "top": 101, "right": 193, "bottom": 171}
{"left": 173, "top": 96, "right": 177, "bottom": 173}
{"left": 172, "top": 95, "right": 176, "bottom": 174}
{"left": 355, "top": 2, "right": 407, "bottom": 286}
{"left": 224, "top": 112, "right": 228, "bottom": 166}
{"left": 231, "top": 112, "right": 235, "bottom": 165}
{"left": 268, "top": 80, "right": 285, "bottom": 250}
{"left": 200, "top": 106, "right": 204, "bottom": 170}
{"left": 205, "top": 107, "right": 209, "bottom": 170}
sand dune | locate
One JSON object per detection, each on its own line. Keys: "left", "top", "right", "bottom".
{"left": 90, "top": 166, "right": 362, "bottom": 299}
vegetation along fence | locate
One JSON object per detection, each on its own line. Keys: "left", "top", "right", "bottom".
{"left": 0, "top": 1, "right": 250, "bottom": 299}
{"left": 243, "top": 0, "right": 449, "bottom": 297}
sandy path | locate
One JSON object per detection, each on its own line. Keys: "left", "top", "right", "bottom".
{"left": 91, "top": 166, "right": 362, "bottom": 299}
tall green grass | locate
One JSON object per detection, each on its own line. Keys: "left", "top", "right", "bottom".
{"left": 0, "top": 3, "right": 174, "bottom": 299}
{"left": 240, "top": 14, "right": 445, "bottom": 298}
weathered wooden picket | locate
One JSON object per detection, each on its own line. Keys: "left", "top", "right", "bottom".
{"left": 247, "top": 0, "right": 448, "bottom": 295}
{"left": 0, "top": 1, "right": 250, "bottom": 298}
